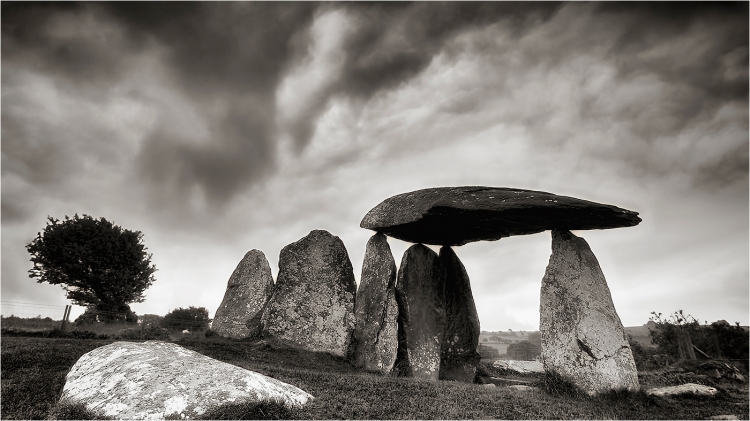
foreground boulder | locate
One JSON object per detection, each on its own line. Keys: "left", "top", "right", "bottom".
{"left": 361, "top": 186, "right": 641, "bottom": 245}
{"left": 353, "top": 233, "right": 399, "bottom": 373}
{"left": 439, "top": 246, "right": 481, "bottom": 382}
{"left": 262, "top": 230, "right": 357, "bottom": 358}
{"left": 61, "top": 341, "right": 312, "bottom": 419}
{"left": 213, "top": 250, "right": 274, "bottom": 339}
{"left": 394, "top": 244, "right": 446, "bottom": 380}
{"left": 540, "top": 230, "right": 639, "bottom": 395}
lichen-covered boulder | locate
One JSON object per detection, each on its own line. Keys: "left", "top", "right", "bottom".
{"left": 540, "top": 229, "right": 639, "bottom": 395}
{"left": 353, "top": 233, "right": 399, "bottom": 373}
{"left": 394, "top": 244, "right": 446, "bottom": 380}
{"left": 60, "top": 341, "right": 312, "bottom": 420}
{"left": 439, "top": 246, "right": 481, "bottom": 382}
{"left": 213, "top": 250, "right": 274, "bottom": 339}
{"left": 262, "top": 230, "right": 357, "bottom": 358}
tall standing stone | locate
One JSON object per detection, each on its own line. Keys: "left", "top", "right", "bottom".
{"left": 540, "top": 229, "right": 639, "bottom": 395}
{"left": 439, "top": 246, "right": 481, "bottom": 382}
{"left": 212, "top": 250, "right": 274, "bottom": 339}
{"left": 394, "top": 244, "right": 446, "bottom": 380}
{"left": 353, "top": 233, "right": 399, "bottom": 373}
{"left": 262, "top": 230, "right": 357, "bottom": 358}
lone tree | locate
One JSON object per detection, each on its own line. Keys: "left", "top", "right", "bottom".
{"left": 27, "top": 214, "right": 157, "bottom": 323}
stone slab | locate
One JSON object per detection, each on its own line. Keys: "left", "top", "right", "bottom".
{"left": 361, "top": 186, "right": 641, "bottom": 245}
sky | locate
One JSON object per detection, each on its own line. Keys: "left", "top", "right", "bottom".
{"left": 2, "top": 2, "right": 748, "bottom": 331}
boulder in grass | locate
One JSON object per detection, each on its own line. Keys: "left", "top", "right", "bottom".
{"left": 262, "top": 230, "right": 357, "bottom": 358}
{"left": 493, "top": 359, "right": 545, "bottom": 374}
{"left": 645, "top": 383, "right": 719, "bottom": 397}
{"left": 213, "top": 250, "right": 275, "bottom": 339}
{"left": 61, "top": 341, "right": 313, "bottom": 420}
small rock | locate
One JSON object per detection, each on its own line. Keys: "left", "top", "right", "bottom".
{"left": 61, "top": 341, "right": 313, "bottom": 419}
{"left": 493, "top": 359, "right": 545, "bottom": 374}
{"left": 482, "top": 383, "right": 497, "bottom": 388}
{"left": 707, "top": 368, "right": 722, "bottom": 379}
{"left": 707, "top": 415, "right": 739, "bottom": 420}
{"left": 646, "top": 383, "right": 719, "bottom": 397}
{"left": 508, "top": 385, "right": 540, "bottom": 392}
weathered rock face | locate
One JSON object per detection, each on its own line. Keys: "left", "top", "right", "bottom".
{"left": 262, "top": 230, "right": 357, "bottom": 358}
{"left": 361, "top": 187, "right": 641, "bottom": 246}
{"left": 439, "top": 246, "right": 481, "bottom": 382}
{"left": 353, "top": 233, "right": 399, "bottom": 373}
{"left": 540, "top": 229, "right": 639, "bottom": 395}
{"left": 61, "top": 341, "right": 312, "bottom": 420}
{"left": 212, "top": 250, "right": 274, "bottom": 339}
{"left": 394, "top": 244, "right": 446, "bottom": 380}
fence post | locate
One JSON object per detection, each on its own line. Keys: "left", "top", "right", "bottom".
{"left": 60, "top": 305, "right": 71, "bottom": 330}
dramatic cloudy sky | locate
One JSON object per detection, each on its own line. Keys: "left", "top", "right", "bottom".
{"left": 2, "top": 2, "right": 748, "bottom": 330}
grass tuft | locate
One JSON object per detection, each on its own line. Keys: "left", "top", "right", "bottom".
{"left": 198, "top": 399, "right": 297, "bottom": 420}
{"left": 46, "top": 400, "right": 113, "bottom": 420}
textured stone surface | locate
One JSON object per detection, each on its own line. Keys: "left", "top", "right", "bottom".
{"left": 61, "top": 341, "right": 313, "bottom": 420}
{"left": 213, "top": 250, "right": 274, "bottom": 339}
{"left": 353, "top": 233, "right": 399, "bottom": 373}
{"left": 262, "top": 230, "right": 357, "bottom": 358}
{"left": 493, "top": 360, "right": 545, "bottom": 374}
{"left": 439, "top": 246, "right": 481, "bottom": 382}
{"left": 645, "top": 383, "right": 719, "bottom": 397}
{"left": 361, "top": 187, "right": 641, "bottom": 246}
{"left": 394, "top": 244, "right": 446, "bottom": 380}
{"left": 540, "top": 230, "right": 639, "bottom": 396}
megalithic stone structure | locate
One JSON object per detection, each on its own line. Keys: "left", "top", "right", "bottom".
{"left": 540, "top": 229, "right": 639, "bottom": 395}
{"left": 262, "top": 230, "right": 357, "bottom": 358}
{"left": 394, "top": 244, "right": 446, "bottom": 380}
{"left": 439, "top": 246, "right": 481, "bottom": 382}
{"left": 353, "top": 233, "right": 399, "bottom": 373}
{"left": 213, "top": 250, "right": 275, "bottom": 339}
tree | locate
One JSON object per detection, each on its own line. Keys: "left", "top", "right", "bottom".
{"left": 161, "top": 307, "right": 211, "bottom": 331}
{"left": 27, "top": 214, "right": 156, "bottom": 323}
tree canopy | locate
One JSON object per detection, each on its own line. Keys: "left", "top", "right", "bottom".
{"left": 27, "top": 214, "right": 157, "bottom": 322}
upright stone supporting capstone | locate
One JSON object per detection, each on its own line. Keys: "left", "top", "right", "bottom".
{"left": 394, "top": 244, "right": 446, "bottom": 380}
{"left": 262, "top": 230, "right": 357, "bottom": 358}
{"left": 213, "top": 250, "right": 274, "bottom": 339}
{"left": 353, "top": 233, "right": 399, "bottom": 373}
{"left": 540, "top": 229, "right": 639, "bottom": 395}
{"left": 439, "top": 246, "right": 481, "bottom": 382}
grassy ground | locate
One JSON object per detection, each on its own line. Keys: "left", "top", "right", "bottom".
{"left": 2, "top": 336, "right": 748, "bottom": 420}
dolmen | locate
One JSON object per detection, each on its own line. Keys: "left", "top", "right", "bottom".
{"left": 61, "top": 341, "right": 312, "bottom": 419}
{"left": 359, "top": 186, "right": 641, "bottom": 394}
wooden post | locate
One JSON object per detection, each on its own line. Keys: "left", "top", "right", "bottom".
{"left": 60, "top": 305, "right": 71, "bottom": 330}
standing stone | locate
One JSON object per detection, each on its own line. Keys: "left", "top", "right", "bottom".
{"left": 439, "top": 246, "right": 481, "bottom": 382}
{"left": 353, "top": 233, "right": 399, "bottom": 373}
{"left": 540, "top": 229, "right": 639, "bottom": 395}
{"left": 394, "top": 244, "right": 446, "bottom": 380}
{"left": 262, "top": 230, "right": 357, "bottom": 358}
{"left": 213, "top": 250, "right": 274, "bottom": 339}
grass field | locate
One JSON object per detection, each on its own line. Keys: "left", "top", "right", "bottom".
{"left": 2, "top": 336, "right": 748, "bottom": 420}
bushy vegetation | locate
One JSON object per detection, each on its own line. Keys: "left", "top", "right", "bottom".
{"left": 648, "top": 310, "right": 749, "bottom": 369}
{"left": 161, "top": 306, "right": 211, "bottom": 331}
{"left": 3, "top": 336, "right": 747, "bottom": 420}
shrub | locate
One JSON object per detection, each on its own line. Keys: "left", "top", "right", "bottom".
{"left": 161, "top": 307, "right": 211, "bottom": 331}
